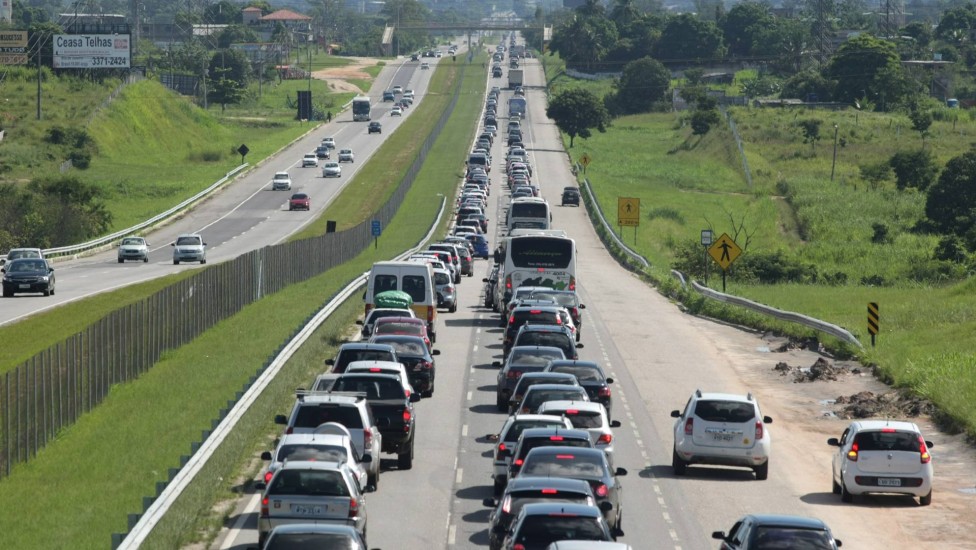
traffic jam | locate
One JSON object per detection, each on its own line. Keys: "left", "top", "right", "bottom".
{"left": 252, "top": 38, "right": 937, "bottom": 550}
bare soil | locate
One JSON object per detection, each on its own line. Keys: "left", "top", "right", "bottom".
{"left": 311, "top": 56, "right": 382, "bottom": 95}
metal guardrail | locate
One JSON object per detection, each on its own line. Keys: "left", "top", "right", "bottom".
{"left": 579, "top": 165, "right": 861, "bottom": 349}
{"left": 118, "top": 196, "right": 446, "bottom": 549}
{"left": 11, "top": 164, "right": 248, "bottom": 263}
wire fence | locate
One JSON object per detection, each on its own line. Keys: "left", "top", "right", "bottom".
{"left": 0, "top": 63, "right": 465, "bottom": 480}
{"left": 721, "top": 105, "right": 753, "bottom": 188}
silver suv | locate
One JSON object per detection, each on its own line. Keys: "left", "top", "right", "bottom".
{"left": 670, "top": 389, "right": 773, "bottom": 480}
{"left": 171, "top": 234, "right": 206, "bottom": 265}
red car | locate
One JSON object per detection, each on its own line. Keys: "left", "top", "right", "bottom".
{"left": 372, "top": 317, "right": 431, "bottom": 350}
{"left": 288, "top": 193, "right": 310, "bottom": 210}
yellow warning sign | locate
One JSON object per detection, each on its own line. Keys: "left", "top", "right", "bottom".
{"left": 707, "top": 233, "right": 742, "bottom": 270}
{"left": 579, "top": 153, "right": 591, "bottom": 168}
{"left": 617, "top": 197, "right": 639, "bottom": 227}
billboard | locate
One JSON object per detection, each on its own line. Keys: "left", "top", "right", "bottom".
{"left": 53, "top": 34, "right": 130, "bottom": 69}
{"left": 0, "top": 30, "right": 27, "bottom": 65}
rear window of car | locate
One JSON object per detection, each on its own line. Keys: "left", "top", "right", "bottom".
{"left": 520, "top": 451, "right": 604, "bottom": 476}
{"left": 562, "top": 410, "right": 603, "bottom": 429}
{"left": 509, "top": 350, "right": 562, "bottom": 365}
{"left": 434, "top": 272, "right": 450, "bottom": 285}
{"left": 293, "top": 404, "right": 364, "bottom": 429}
{"left": 752, "top": 527, "right": 833, "bottom": 549}
{"left": 854, "top": 430, "right": 921, "bottom": 452}
{"left": 516, "top": 332, "right": 572, "bottom": 350}
{"left": 382, "top": 340, "right": 426, "bottom": 356}
{"left": 504, "top": 420, "right": 566, "bottom": 443}
{"left": 401, "top": 275, "right": 427, "bottom": 303}
{"left": 277, "top": 444, "right": 348, "bottom": 464}
{"left": 516, "top": 516, "right": 605, "bottom": 543}
{"left": 513, "top": 311, "right": 560, "bottom": 326}
{"left": 375, "top": 322, "right": 423, "bottom": 336}
{"left": 523, "top": 390, "right": 586, "bottom": 411}
{"left": 269, "top": 470, "right": 349, "bottom": 497}
{"left": 693, "top": 400, "right": 756, "bottom": 423}
{"left": 373, "top": 274, "right": 398, "bottom": 294}
{"left": 332, "top": 377, "right": 405, "bottom": 400}
{"left": 550, "top": 366, "right": 602, "bottom": 382}
{"left": 334, "top": 350, "right": 395, "bottom": 371}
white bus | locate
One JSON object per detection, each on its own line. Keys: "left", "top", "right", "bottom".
{"left": 352, "top": 96, "right": 371, "bottom": 121}
{"left": 494, "top": 232, "right": 577, "bottom": 307}
{"left": 506, "top": 197, "right": 551, "bottom": 231}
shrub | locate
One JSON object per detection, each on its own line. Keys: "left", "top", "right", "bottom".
{"left": 691, "top": 108, "right": 720, "bottom": 135}
{"left": 871, "top": 222, "right": 893, "bottom": 244}
{"left": 933, "top": 235, "right": 969, "bottom": 262}
{"left": 889, "top": 149, "right": 939, "bottom": 191}
{"left": 733, "top": 249, "right": 819, "bottom": 284}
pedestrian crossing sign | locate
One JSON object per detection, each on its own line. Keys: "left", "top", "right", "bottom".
{"left": 707, "top": 233, "right": 742, "bottom": 270}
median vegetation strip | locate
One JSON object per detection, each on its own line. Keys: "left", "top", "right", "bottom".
{"left": 0, "top": 52, "right": 487, "bottom": 548}
{"left": 560, "top": 75, "right": 976, "bottom": 437}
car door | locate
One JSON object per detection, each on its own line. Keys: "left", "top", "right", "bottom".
{"left": 833, "top": 427, "right": 850, "bottom": 481}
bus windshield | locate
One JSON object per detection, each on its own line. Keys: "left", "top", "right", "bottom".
{"left": 509, "top": 237, "right": 573, "bottom": 269}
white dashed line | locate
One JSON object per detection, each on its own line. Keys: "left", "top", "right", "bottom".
{"left": 448, "top": 524, "right": 457, "bottom": 545}
{"left": 466, "top": 391, "right": 473, "bottom": 401}
{"left": 461, "top": 424, "right": 468, "bottom": 437}
{"left": 473, "top": 345, "right": 478, "bottom": 352}
{"left": 455, "top": 468, "right": 463, "bottom": 484}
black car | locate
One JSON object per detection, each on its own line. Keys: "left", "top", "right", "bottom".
{"left": 508, "top": 372, "right": 580, "bottom": 414}
{"left": 502, "top": 502, "right": 615, "bottom": 550}
{"left": 1, "top": 258, "right": 55, "bottom": 297}
{"left": 508, "top": 428, "right": 594, "bottom": 480}
{"left": 369, "top": 334, "right": 440, "bottom": 397}
{"left": 493, "top": 346, "right": 566, "bottom": 410}
{"left": 516, "top": 446, "right": 627, "bottom": 533}
{"left": 410, "top": 53, "right": 419, "bottom": 61}
{"left": 712, "top": 514, "right": 843, "bottom": 549}
{"left": 329, "top": 373, "right": 420, "bottom": 468}
{"left": 368, "top": 121, "right": 382, "bottom": 134}
{"left": 483, "top": 477, "right": 598, "bottom": 550}
{"left": 510, "top": 323, "right": 582, "bottom": 362}
{"left": 562, "top": 186, "right": 581, "bottom": 206}
{"left": 502, "top": 305, "right": 565, "bottom": 348}
{"left": 545, "top": 360, "right": 614, "bottom": 419}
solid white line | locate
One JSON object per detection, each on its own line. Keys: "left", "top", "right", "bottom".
{"left": 221, "top": 493, "right": 261, "bottom": 549}
{"left": 455, "top": 468, "right": 464, "bottom": 484}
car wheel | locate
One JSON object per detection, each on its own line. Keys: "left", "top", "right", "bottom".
{"left": 754, "top": 460, "right": 769, "bottom": 480}
{"left": 174, "top": 260, "right": 180, "bottom": 265}
{"left": 200, "top": 259, "right": 207, "bottom": 264}
{"left": 493, "top": 478, "right": 505, "bottom": 496}
{"left": 832, "top": 477, "right": 841, "bottom": 495}
{"left": 2, "top": 289, "right": 12, "bottom": 297}
{"left": 368, "top": 469, "right": 379, "bottom": 489}
{"left": 496, "top": 394, "right": 507, "bottom": 412}
{"left": 397, "top": 441, "right": 414, "bottom": 470}
{"left": 143, "top": 257, "right": 149, "bottom": 263}
{"left": 672, "top": 448, "right": 688, "bottom": 476}
{"left": 43, "top": 288, "right": 50, "bottom": 297}
{"left": 450, "top": 303, "right": 457, "bottom": 313}
{"left": 840, "top": 481, "right": 853, "bottom": 503}
{"left": 118, "top": 258, "right": 124, "bottom": 263}
{"left": 919, "top": 491, "right": 932, "bottom": 506}
{"left": 423, "top": 377, "right": 434, "bottom": 398}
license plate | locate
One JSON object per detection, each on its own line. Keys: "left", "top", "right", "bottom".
{"left": 19, "top": 284, "right": 30, "bottom": 289}
{"left": 712, "top": 433, "right": 735, "bottom": 442}
{"left": 878, "top": 477, "right": 902, "bottom": 487}
{"left": 291, "top": 504, "right": 324, "bottom": 515}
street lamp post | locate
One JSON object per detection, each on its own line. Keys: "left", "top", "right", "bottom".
{"left": 830, "top": 124, "right": 839, "bottom": 181}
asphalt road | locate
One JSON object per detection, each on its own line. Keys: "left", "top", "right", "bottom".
{"left": 209, "top": 44, "right": 976, "bottom": 550}
{"left": 0, "top": 56, "right": 437, "bottom": 327}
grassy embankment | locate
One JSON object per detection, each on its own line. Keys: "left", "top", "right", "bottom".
{"left": 0, "top": 53, "right": 487, "bottom": 548}
{"left": 0, "top": 55, "right": 380, "bottom": 374}
{"left": 554, "top": 70, "right": 976, "bottom": 436}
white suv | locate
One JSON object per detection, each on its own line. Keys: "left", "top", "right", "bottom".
{"left": 670, "top": 390, "right": 772, "bottom": 479}
{"left": 827, "top": 419, "right": 934, "bottom": 505}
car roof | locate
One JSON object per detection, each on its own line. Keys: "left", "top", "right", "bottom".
{"left": 371, "top": 334, "right": 427, "bottom": 344}
{"left": 337, "top": 343, "right": 396, "bottom": 352}
{"left": 522, "top": 384, "right": 586, "bottom": 394}
{"left": 538, "top": 400, "right": 605, "bottom": 414}
{"left": 547, "top": 360, "right": 601, "bottom": 371}
{"left": 268, "top": 523, "right": 361, "bottom": 537}
{"left": 696, "top": 391, "right": 758, "bottom": 403}
{"left": 547, "top": 542, "right": 632, "bottom": 550}
{"left": 277, "top": 460, "right": 346, "bottom": 472}
{"left": 518, "top": 502, "right": 603, "bottom": 518}
{"left": 850, "top": 419, "right": 920, "bottom": 432}
{"left": 740, "top": 514, "right": 831, "bottom": 529}
{"left": 518, "top": 372, "right": 578, "bottom": 381}
{"left": 509, "top": 345, "right": 565, "bottom": 355}
{"left": 505, "top": 476, "right": 593, "bottom": 493}
{"left": 346, "top": 360, "right": 403, "bottom": 369}
{"left": 276, "top": 432, "right": 349, "bottom": 446}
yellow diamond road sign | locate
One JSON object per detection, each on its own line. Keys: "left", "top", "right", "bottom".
{"left": 617, "top": 197, "right": 639, "bottom": 227}
{"left": 579, "top": 153, "right": 591, "bottom": 167}
{"left": 708, "top": 233, "right": 742, "bottom": 270}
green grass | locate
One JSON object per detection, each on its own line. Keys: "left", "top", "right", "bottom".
{"left": 568, "top": 85, "right": 976, "bottom": 437}
{"left": 0, "top": 51, "right": 488, "bottom": 549}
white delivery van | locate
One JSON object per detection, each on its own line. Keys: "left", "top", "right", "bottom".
{"left": 365, "top": 261, "right": 438, "bottom": 342}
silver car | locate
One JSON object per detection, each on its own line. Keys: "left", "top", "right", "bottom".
{"left": 433, "top": 267, "right": 457, "bottom": 313}
{"left": 171, "top": 234, "right": 206, "bottom": 265}
{"left": 117, "top": 236, "right": 149, "bottom": 263}
{"left": 260, "top": 428, "right": 371, "bottom": 490}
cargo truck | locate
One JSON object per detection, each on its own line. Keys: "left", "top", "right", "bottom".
{"left": 508, "top": 69, "right": 523, "bottom": 90}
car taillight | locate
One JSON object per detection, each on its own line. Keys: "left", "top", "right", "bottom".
{"left": 755, "top": 420, "right": 764, "bottom": 440}
{"left": 919, "top": 436, "right": 931, "bottom": 464}
{"left": 550, "top": 435, "right": 564, "bottom": 441}
{"left": 598, "top": 387, "right": 612, "bottom": 398}
{"left": 422, "top": 360, "right": 432, "bottom": 369}
{"left": 571, "top": 307, "right": 579, "bottom": 318}
{"left": 514, "top": 458, "right": 523, "bottom": 466}
{"left": 541, "top": 488, "right": 558, "bottom": 494}
{"left": 285, "top": 427, "right": 293, "bottom": 435}
{"left": 507, "top": 370, "right": 522, "bottom": 379}
{"left": 404, "top": 389, "right": 411, "bottom": 398}
{"left": 348, "top": 497, "right": 359, "bottom": 518}
{"left": 569, "top": 276, "right": 576, "bottom": 291}
{"left": 684, "top": 418, "right": 693, "bottom": 435}
{"left": 502, "top": 495, "right": 512, "bottom": 514}
{"left": 506, "top": 275, "right": 512, "bottom": 290}
{"left": 595, "top": 484, "right": 608, "bottom": 497}
{"left": 508, "top": 315, "right": 515, "bottom": 325}
{"left": 445, "top": 287, "right": 454, "bottom": 295}
{"left": 260, "top": 497, "right": 269, "bottom": 518}
{"left": 403, "top": 409, "right": 412, "bottom": 428}
{"left": 847, "top": 441, "right": 859, "bottom": 462}
{"left": 364, "top": 429, "right": 372, "bottom": 450}
{"left": 264, "top": 470, "right": 273, "bottom": 483}
{"left": 496, "top": 443, "right": 507, "bottom": 460}
{"left": 514, "top": 543, "right": 525, "bottom": 550}
{"left": 427, "top": 308, "right": 434, "bottom": 324}
{"left": 598, "top": 433, "right": 613, "bottom": 444}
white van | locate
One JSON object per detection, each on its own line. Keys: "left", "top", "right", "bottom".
{"left": 364, "top": 261, "right": 438, "bottom": 342}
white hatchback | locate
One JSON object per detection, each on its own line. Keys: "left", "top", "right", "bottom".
{"left": 827, "top": 419, "right": 934, "bottom": 505}
{"left": 670, "top": 390, "right": 772, "bottom": 479}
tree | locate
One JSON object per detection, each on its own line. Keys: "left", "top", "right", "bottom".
{"left": 935, "top": 4, "right": 976, "bottom": 45}
{"left": 889, "top": 149, "right": 939, "bottom": 191}
{"left": 798, "top": 119, "right": 822, "bottom": 149}
{"left": 825, "top": 34, "right": 905, "bottom": 108}
{"left": 909, "top": 109, "right": 933, "bottom": 144}
{"left": 208, "top": 48, "right": 251, "bottom": 87}
{"left": 925, "top": 150, "right": 976, "bottom": 235}
{"left": 720, "top": 1, "right": 773, "bottom": 57}
{"left": 653, "top": 14, "right": 725, "bottom": 62}
{"left": 216, "top": 25, "right": 259, "bottom": 49}
{"left": 204, "top": 1, "right": 243, "bottom": 24}
{"left": 546, "top": 88, "right": 611, "bottom": 147}
{"left": 780, "top": 71, "right": 834, "bottom": 101}
{"left": 209, "top": 66, "right": 248, "bottom": 112}
{"left": 609, "top": 57, "right": 670, "bottom": 114}
{"left": 549, "top": 13, "right": 619, "bottom": 71}
{"left": 690, "top": 108, "right": 720, "bottom": 135}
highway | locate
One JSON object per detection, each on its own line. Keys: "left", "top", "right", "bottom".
{"left": 207, "top": 45, "right": 976, "bottom": 550}
{"left": 0, "top": 56, "right": 438, "bottom": 327}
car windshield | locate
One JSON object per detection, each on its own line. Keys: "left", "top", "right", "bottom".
{"left": 11, "top": 260, "right": 46, "bottom": 272}
{"left": 752, "top": 527, "right": 834, "bottom": 549}
{"left": 515, "top": 516, "right": 606, "bottom": 543}
{"left": 176, "top": 237, "right": 201, "bottom": 246}
{"left": 521, "top": 453, "right": 606, "bottom": 478}
{"left": 269, "top": 469, "right": 349, "bottom": 497}
{"left": 853, "top": 430, "right": 921, "bottom": 452}
{"left": 694, "top": 400, "right": 756, "bottom": 423}
{"left": 277, "top": 444, "right": 348, "bottom": 464}
{"left": 332, "top": 377, "right": 405, "bottom": 400}
{"left": 122, "top": 238, "right": 143, "bottom": 245}
{"left": 8, "top": 250, "right": 41, "bottom": 260}
{"left": 379, "top": 339, "right": 427, "bottom": 357}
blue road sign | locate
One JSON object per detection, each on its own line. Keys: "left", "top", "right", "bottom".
{"left": 371, "top": 220, "right": 382, "bottom": 236}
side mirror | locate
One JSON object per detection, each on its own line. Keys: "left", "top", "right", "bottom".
{"left": 836, "top": 540, "right": 843, "bottom": 548}
{"left": 578, "top": 304, "right": 586, "bottom": 309}
{"left": 325, "top": 358, "right": 335, "bottom": 366}
{"left": 599, "top": 501, "right": 613, "bottom": 512}
{"left": 711, "top": 531, "right": 727, "bottom": 541}
{"left": 356, "top": 320, "right": 364, "bottom": 325}
{"left": 48, "top": 267, "right": 54, "bottom": 273}
{"left": 605, "top": 378, "right": 614, "bottom": 384}
{"left": 575, "top": 343, "right": 584, "bottom": 349}
{"left": 486, "top": 433, "right": 499, "bottom": 441}
{"left": 255, "top": 482, "right": 267, "bottom": 491}
{"left": 492, "top": 361, "right": 502, "bottom": 367}
{"left": 670, "top": 410, "right": 681, "bottom": 418}
{"left": 360, "top": 453, "right": 373, "bottom": 463}
{"left": 827, "top": 437, "right": 840, "bottom": 447}
{"left": 763, "top": 416, "right": 773, "bottom": 423}
{"left": 274, "top": 414, "right": 288, "bottom": 425}
{"left": 926, "top": 440, "right": 935, "bottom": 448}
{"left": 483, "top": 278, "right": 489, "bottom": 283}
{"left": 615, "top": 467, "right": 628, "bottom": 476}
{"left": 610, "top": 420, "right": 621, "bottom": 428}
{"left": 482, "top": 498, "right": 497, "bottom": 508}
{"left": 260, "top": 451, "right": 272, "bottom": 461}
{"left": 409, "top": 394, "right": 421, "bottom": 403}
{"left": 170, "top": 243, "right": 175, "bottom": 247}
{"left": 432, "top": 349, "right": 441, "bottom": 356}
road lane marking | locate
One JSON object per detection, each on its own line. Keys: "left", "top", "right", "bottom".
{"left": 448, "top": 524, "right": 457, "bottom": 545}
{"left": 455, "top": 468, "right": 463, "bottom": 484}
{"left": 461, "top": 424, "right": 468, "bottom": 437}
{"left": 467, "top": 391, "right": 473, "bottom": 401}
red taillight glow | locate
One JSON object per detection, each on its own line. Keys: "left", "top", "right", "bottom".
{"left": 549, "top": 435, "right": 564, "bottom": 441}
{"left": 847, "top": 441, "right": 859, "bottom": 462}
{"left": 595, "top": 484, "right": 608, "bottom": 497}
{"left": 502, "top": 495, "right": 512, "bottom": 514}
{"left": 755, "top": 420, "right": 764, "bottom": 440}
{"left": 369, "top": 367, "right": 381, "bottom": 372}
{"left": 505, "top": 276, "right": 512, "bottom": 290}
{"left": 514, "top": 544, "right": 526, "bottom": 550}
{"left": 881, "top": 427, "right": 896, "bottom": 433}
{"left": 569, "top": 276, "right": 576, "bottom": 291}
{"left": 684, "top": 418, "right": 693, "bottom": 435}
{"left": 598, "top": 433, "right": 613, "bottom": 444}
{"left": 422, "top": 361, "right": 432, "bottom": 369}
{"left": 348, "top": 497, "right": 359, "bottom": 518}
{"left": 507, "top": 370, "right": 522, "bottom": 379}
{"left": 565, "top": 409, "right": 578, "bottom": 415}
{"left": 514, "top": 458, "right": 524, "bottom": 466}
{"left": 260, "top": 497, "right": 269, "bottom": 518}
{"left": 541, "top": 488, "right": 558, "bottom": 494}
{"left": 403, "top": 409, "right": 412, "bottom": 425}
{"left": 919, "top": 436, "right": 931, "bottom": 464}
{"left": 264, "top": 471, "right": 273, "bottom": 483}
{"left": 427, "top": 308, "right": 434, "bottom": 324}
{"left": 529, "top": 309, "right": 542, "bottom": 314}
{"left": 508, "top": 315, "right": 515, "bottom": 325}
{"left": 555, "top": 454, "right": 574, "bottom": 459}
{"left": 598, "top": 387, "right": 612, "bottom": 398}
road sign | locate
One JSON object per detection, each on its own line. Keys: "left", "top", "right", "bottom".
{"left": 579, "top": 154, "right": 591, "bottom": 168}
{"left": 371, "top": 220, "right": 382, "bottom": 237}
{"left": 617, "top": 197, "right": 639, "bottom": 227}
{"left": 707, "top": 233, "right": 742, "bottom": 270}
{"left": 701, "top": 230, "right": 713, "bottom": 246}
{"left": 867, "top": 302, "right": 879, "bottom": 347}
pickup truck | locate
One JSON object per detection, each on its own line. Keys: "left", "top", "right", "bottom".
{"left": 330, "top": 373, "right": 420, "bottom": 469}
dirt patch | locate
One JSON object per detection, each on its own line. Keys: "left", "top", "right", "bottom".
{"left": 773, "top": 357, "right": 853, "bottom": 383}
{"left": 834, "top": 390, "right": 936, "bottom": 419}
{"left": 311, "top": 56, "right": 383, "bottom": 95}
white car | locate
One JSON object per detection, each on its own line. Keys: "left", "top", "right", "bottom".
{"left": 117, "top": 236, "right": 149, "bottom": 263}
{"left": 392, "top": 85, "right": 403, "bottom": 94}
{"left": 271, "top": 171, "right": 292, "bottom": 191}
{"left": 321, "top": 137, "right": 336, "bottom": 149}
{"left": 670, "top": 389, "right": 772, "bottom": 480}
{"left": 403, "top": 90, "right": 414, "bottom": 99}
{"left": 390, "top": 106, "right": 403, "bottom": 116}
{"left": 536, "top": 400, "right": 621, "bottom": 461}
{"left": 338, "top": 149, "right": 355, "bottom": 163}
{"left": 260, "top": 428, "right": 371, "bottom": 490}
{"left": 828, "top": 419, "right": 934, "bottom": 505}
{"left": 322, "top": 162, "right": 342, "bottom": 178}
{"left": 1, "top": 247, "right": 44, "bottom": 266}
{"left": 345, "top": 360, "right": 416, "bottom": 398}
{"left": 421, "top": 62, "right": 430, "bottom": 70}
{"left": 301, "top": 153, "right": 318, "bottom": 167}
